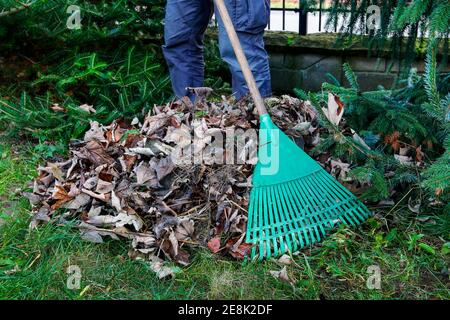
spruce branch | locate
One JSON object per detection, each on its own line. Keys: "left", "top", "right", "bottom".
{"left": 0, "top": 0, "right": 36, "bottom": 18}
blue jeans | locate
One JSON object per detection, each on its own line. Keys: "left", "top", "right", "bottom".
{"left": 162, "top": 0, "right": 272, "bottom": 100}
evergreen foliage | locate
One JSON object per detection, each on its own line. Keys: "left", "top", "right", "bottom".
{"left": 0, "top": 46, "right": 171, "bottom": 141}
{"left": 0, "top": 1, "right": 229, "bottom": 143}
{"left": 324, "top": 0, "right": 450, "bottom": 73}
{"left": 0, "top": 0, "right": 165, "bottom": 44}
{"left": 295, "top": 42, "right": 449, "bottom": 206}
{"left": 0, "top": 1, "right": 170, "bottom": 139}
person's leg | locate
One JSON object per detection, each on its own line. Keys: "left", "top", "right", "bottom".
{"left": 162, "top": 0, "right": 212, "bottom": 100}
{"left": 215, "top": 0, "right": 272, "bottom": 99}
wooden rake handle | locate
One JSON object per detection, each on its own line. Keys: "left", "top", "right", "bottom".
{"left": 214, "top": 0, "right": 268, "bottom": 116}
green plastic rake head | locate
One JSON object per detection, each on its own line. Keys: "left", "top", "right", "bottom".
{"left": 214, "top": 0, "right": 371, "bottom": 261}
{"left": 245, "top": 115, "right": 372, "bottom": 260}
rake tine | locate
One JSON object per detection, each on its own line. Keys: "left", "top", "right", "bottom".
{"left": 288, "top": 180, "right": 314, "bottom": 246}
{"left": 275, "top": 184, "right": 296, "bottom": 252}
{"left": 283, "top": 181, "right": 306, "bottom": 248}
{"left": 291, "top": 179, "right": 322, "bottom": 242}
{"left": 279, "top": 182, "right": 303, "bottom": 250}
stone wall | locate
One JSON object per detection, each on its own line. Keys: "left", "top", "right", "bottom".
{"left": 263, "top": 32, "right": 449, "bottom": 93}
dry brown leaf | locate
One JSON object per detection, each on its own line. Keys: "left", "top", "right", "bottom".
{"left": 175, "top": 219, "right": 195, "bottom": 241}
{"left": 110, "top": 190, "right": 122, "bottom": 212}
{"left": 142, "top": 113, "right": 170, "bottom": 135}
{"left": 148, "top": 255, "right": 180, "bottom": 279}
{"left": 207, "top": 236, "right": 221, "bottom": 253}
{"left": 51, "top": 185, "right": 73, "bottom": 210}
{"left": 50, "top": 103, "right": 66, "bottom": 113}
{"left": 134, "top": 161, "right": 157, "bottom": 185}
{"left": 82, "top": 140, "right": 115, "bottom": 167}
{"left": 84, "top": 121, "right": 105, "bottom": 142}
{"left": 269, "top": 267, "right": 293, "bottom": 285}
{"left": 394, "top": 154, "right": 414, "bottom": 165}
{"left": 132, "top": 235, "right": 156, "bottom": 254}
{"left": 64, "top": 193, "right": 91, "bottom": 210}
{"left": 225, "top": 237, "right": 252, "bottom": 259}
{"left": 95, "top": 179, "right": 113, "bottom": 194}
{"left": 277, "top": 254, "right": 292, "bottom": 265}
{"left": 164, "top": 124, "right": 191, "bottom": 146}
{"left": 119, "top": 154, "right": 137, "bottom": 172}
{"left": 47, "top": 163, "right": 64, "bottom": 181}
{"left": 79, "top": 104, "right": 96, "bottom": 113}
{"left": 330, "top": 159, "right": 351, "bottom": 181}
{"left": 322, "top": 92, "right": 344, "bottom": 126}
{"left": 152, "top": 157, "right": 175, "bottom": 181}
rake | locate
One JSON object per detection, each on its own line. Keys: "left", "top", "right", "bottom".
{"left": 214, "top": 0, "right": 372, "bottom": 260}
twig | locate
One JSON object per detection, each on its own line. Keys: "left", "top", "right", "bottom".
{"left": 0, "top": 1, "right": 33, "bottom": 18}
{"left": 385, "top": 187, "right": 416, "bottom": 217}
{"left": 74, "top": 223, "right": 153, "bottom": 239}
{"left": 225, "top": 199, "right": 248, "bottom": 213}
{"left": 81, "top": 188, "right": 109, "bottom": 201}
{"left": 178, "top": 204, "right": 203, "bottom": 216}
{"left": 158, "top": 200, "right": 178, "bottom": 216}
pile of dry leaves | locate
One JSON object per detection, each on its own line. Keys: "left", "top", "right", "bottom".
{"left": 24, "top": 94, "right": 331, "bottom": 275}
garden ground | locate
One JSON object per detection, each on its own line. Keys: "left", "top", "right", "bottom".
{"left": 0, "top": 136, "right": 448, "bottom": 300}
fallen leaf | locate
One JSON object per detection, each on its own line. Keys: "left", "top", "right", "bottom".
{"left": 175, "top": 219, "right": 195, "bottom": 241}
{"left": 330, "top": 159, "right": 351, "bottom": 180}
{"left": 134, "top": 161, "right": 158, "bottom": 186}
{"left": 207, "top": 236, "right": 221, "bottom": 253}
{"left": 152, "top": 157, "right": 175, "bottom": 181}
{"left": 64, "top": 193, "right": 91, "bottom": 210}
{"left": 84, "top": 121, "right": 105, "bottom": 142}
{"left": 269, "top": 267, "right": 292, "bottom": 285}
{"left": 225, "top": 234, "right": 252, "bottom": 259}
{"left": 132, "top": 234, "right": 156, "bottom": 254}
{"left": 79, "top": 104, "right": 96, "bottom": 113}
{"left": 81, "top": 140, "right": 115, "bottom": 167}
{"left": 50, "top": 103, "right": 66, "bottom": 112}
{"left": 277, "top": 254, "right": 292, "bottom": 265}
{"left": 96, "top": 179, "right": 113, "bottom": 194}
{"left": 293, "top": 121, "right": 311, "bottom": 135}
{"left": 394, "top": 154, "right": 414, "bottom": 165}
{"left": 164, "top": 124, "right": 191, "bottom": 147}
{"left": 322, "top": 93, "right": 344, "bottom": 125}
{"left": 51, "top": 185, "right": 73, "bottom": 210}
{"left": 148, "top": 255, "right": 181, "bottom": 279}
{"left": 142, "top": 113, "right": 170, "bottom": 135}
{"left": 111, "top": 190, "right": 122, "bottom": 212}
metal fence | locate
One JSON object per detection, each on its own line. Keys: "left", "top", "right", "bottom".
{"left": 268, "top": 0, "right": 308, "bottom": 34}
{"left": 211, "top": 1, "right": 346, "bottom": 35}
{"left": 268, "top": 0, "right": 342, "bottom": 35}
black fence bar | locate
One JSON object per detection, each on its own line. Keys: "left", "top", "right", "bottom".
{"left": 318, "top": 0, "right": 323, "bottom": 32}
{"left": 299, "top": 0, "right": 307, "bottom": 35}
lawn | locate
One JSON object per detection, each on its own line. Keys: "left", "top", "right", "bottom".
{"left": 1, "top": 137, "right": 448, "bottom": 300}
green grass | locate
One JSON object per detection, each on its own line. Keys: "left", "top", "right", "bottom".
{"left": 0, "top": 140, "right": 449, "bottom": 300}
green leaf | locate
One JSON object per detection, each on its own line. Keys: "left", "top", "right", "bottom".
{"left": 441, "top": 243, "right": 450, "bottom": 255}
{"left": 385, "top": 228, "right": 397, "bottom": 242}
{"left": 418, "top": 243, "right": 436, "bottom": 255}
